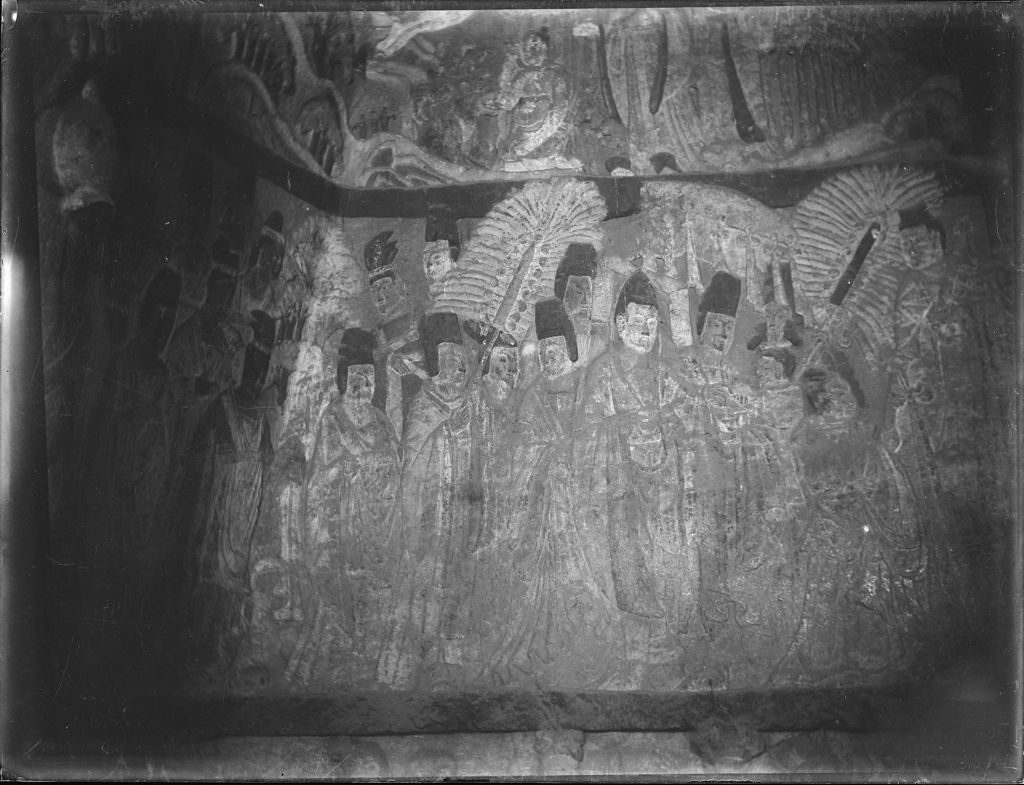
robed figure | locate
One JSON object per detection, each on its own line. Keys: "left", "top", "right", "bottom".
{"left": 575, "top": 273, "right": 702, "bottom": 639}
{"left": 381, "top": 312, "right": 477, "bottom": 687}
{"left": 490, "top": 298, "right": 618, "bottom": 685}
{"left": 305, "top": 328, "right": 402, "bottom": 679}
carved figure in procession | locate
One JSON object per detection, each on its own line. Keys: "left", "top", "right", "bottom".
{"left": 422, "top": 211, "right": 461, "bottom": 304}
{"left": 244, "top": 211, "right": 286, "bottom": 306}
{"left": 268, "top": 336, "right": 335, "bottom": 624}
{"left": 180, "top": 310, "right": 277, "bottom": 680}
{"left": 383, "top": 212, "right": 463, "bottom": 436}
{"left": 385, "top": 312, "right": 477, "bottom": 686}
{"left": 364, "top": 230, "right": 414, "bottom": 351}
{"left": 575, "top": 272, "right": 700, "bottom": 625}
{"left": 301, "top": 329, "right": 402, "bottom": 675}
{"left": 166, "top": 267, "right": 249, "bottom": 404}
{"left": 788, "top": 363, "right": 913, "bottom": 672}
{"left": 491, "top": 298, "right": 603, "bottom": 677}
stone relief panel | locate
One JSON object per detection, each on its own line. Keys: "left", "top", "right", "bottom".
{"left": 30, "top": 17, "right": 1009, "bottom": 699}
{"left": 37, "top": 167, "right": 998, "bottom": 697}
{"left": 140, "top": 8, "right": 971, "bottom": 188}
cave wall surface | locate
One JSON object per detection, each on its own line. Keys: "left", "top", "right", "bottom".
{"left": 10, "top": 2, "right": 1019, "bottom": 777}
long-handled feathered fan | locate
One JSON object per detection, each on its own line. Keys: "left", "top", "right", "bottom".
{"left": 429, "top": 179, "right": 607, "bottom": 343}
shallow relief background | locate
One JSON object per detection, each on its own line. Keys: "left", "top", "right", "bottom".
{"left": 19, "top": 3, "right": 1018, "bottom": 776}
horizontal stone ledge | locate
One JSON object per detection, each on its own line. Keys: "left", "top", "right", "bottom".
{"left": 50, "top": 685, "right": 911, "bottom": 749}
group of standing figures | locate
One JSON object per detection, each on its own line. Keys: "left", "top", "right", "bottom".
{"left": 166, "top": 204, "right": 973, "bottom": 695}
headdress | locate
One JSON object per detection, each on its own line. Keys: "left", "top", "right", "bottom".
{"left": 420, "top": 311, "right": 463, "bottom": 376}
{"left": 364, "top": 230, "right": 399, "bottom": 284}
{"left": 697, "top": 271, "right": 741, "bottom": 335}
{"left": 336, "top": 327, "right": 377, "bottom": 395}
{"left": 614, "top": 271, "right": 659, "bottom": 318}
{"left": 424, "top": 208, "right": 461, "bottom": 263}
{"left": 534, "top": 297, "right": 578, "bottom": 363}
{"left": 554, "top": 243, "right": 597, "bottom": 300}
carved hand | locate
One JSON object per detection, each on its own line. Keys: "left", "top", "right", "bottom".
{"left": 448, "top": 401, "right": 472, "bottom": 430}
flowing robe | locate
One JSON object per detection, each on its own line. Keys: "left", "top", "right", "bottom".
{"left": 490, "top": 367, "right": 623, "bottom": 687}
{"left": 308, "top": 402, "right": 401, "bottom": 663}
{"left": 182, "top": 387, "right": 272, "bottom": 677}
{"left": 575, "top": 347, "right": 701, "bottom": 631}
{"left": 381, "top": 380, "right": 476, "bottom": 687}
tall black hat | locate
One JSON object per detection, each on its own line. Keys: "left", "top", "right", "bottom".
{"left": 697, "top": 271, "right": 741, "bottom": 335}
{"left": 420, "top": 311, "right": 463, "bottom": 376}
{"left": 555, "top": 243, "right": 598, "bottom": 300}
{"left": 336, "top": 327, "right": 377, "bottom": 395}
{"left": 262, "top": 211, "right": 284, "bottom": 238}
{"left": 614, "top": 271, "right": 659, "bottom": 318}
{"left": 364, "top": 230, "right": 399, "bottom": 284}
{"left": 337, "top": 327, "right": 376, "bottom": 367}
{"left": 424, "top": 207, "right": 461, "bottom": 262}
{"left": 534, "top": 298, "right": 578, "bottom": 363}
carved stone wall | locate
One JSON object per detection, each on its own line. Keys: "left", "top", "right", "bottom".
{"left": 108, "top": 7, "right": 996, "bottom": 189}
{"left": 22, "top": 3, "right": 1016, "bottom": 769}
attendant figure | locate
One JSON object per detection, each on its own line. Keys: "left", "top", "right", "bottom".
{"left": 181, "top": 311, "right": 276, "bottom": 682}
{"left": 494, "top": 298, "right": 599, "bottom": 679}
{"left": 422, "top": 210, "right": 461, "bottom": 304}
{"left": 383, "top": 312, "right": 475, "bottom": 687}
{"left": 364, "top": 230, "right": 421, "bottom": 438}
{"left": 575, "top": 273, "right": 700, "bottom": 627}
{"left": 308, "top": 328, "right": 401, "bottom": 661}
{"left": 364, "top": 230, "right": 414, "bottom": 353}
{"left": 244, "top": 211, "right": 286, "bottom": 307}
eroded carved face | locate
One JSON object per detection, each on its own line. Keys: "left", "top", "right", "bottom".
{"left": 901, "top": 226, "right": 943, "bottom": 271}
{"left": 435, "top": 341, "right": 467, "bottom": 397}
{"left": 344, "top": 364, "right": 375, "bottom": 405}
{"left": 256, "top": 238, "right": 285, "bottom": 280}
{"left": 489, "top": 345, "right": 519, "bottom": 382}
{"left": 522, "top": 33, "right": 548, "bottom": 67}
{"left": 371, "top": 275, "right": 405, "bottom": 319}
{"left": 702, "top": 311, "right": 735, "bottom": 355}
{"left": 821, "top": 373, "right": 859, "bottom": 423}
{"left": 484, "top": 345, "right": 519, "bottom": 400}
{"left": 538, "top": 335, "right": 573, "bottom": 379}
{"left": 423, "top": 247, "right": 454, "bottom": 285}
{"left": 616, "top": 302, "right": 659, "bottom": 354}
{"left": 563, "top": 275, "right": 593, "bottom": 317}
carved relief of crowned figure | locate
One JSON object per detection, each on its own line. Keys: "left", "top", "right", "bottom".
{"left": 365, "top": 230, "right": 415, "bottom": 352}
{"left": 478, "top": 29, "right": 575, "bottom": 168}
{"left": 575, "top": 273, "right": 701, "bottom": 636}
{"left": 305, "top": 328, "right": 402, "bottom": 676}
{"left": 381, "top": 312, "right": 476, "bottom": 688}
{"left": 364, "top": 230, "right": 422, "bottom": 439}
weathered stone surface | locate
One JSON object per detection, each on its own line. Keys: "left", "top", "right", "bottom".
{"left": 16, "top": 5, "right": 1016, "bottom": 775}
